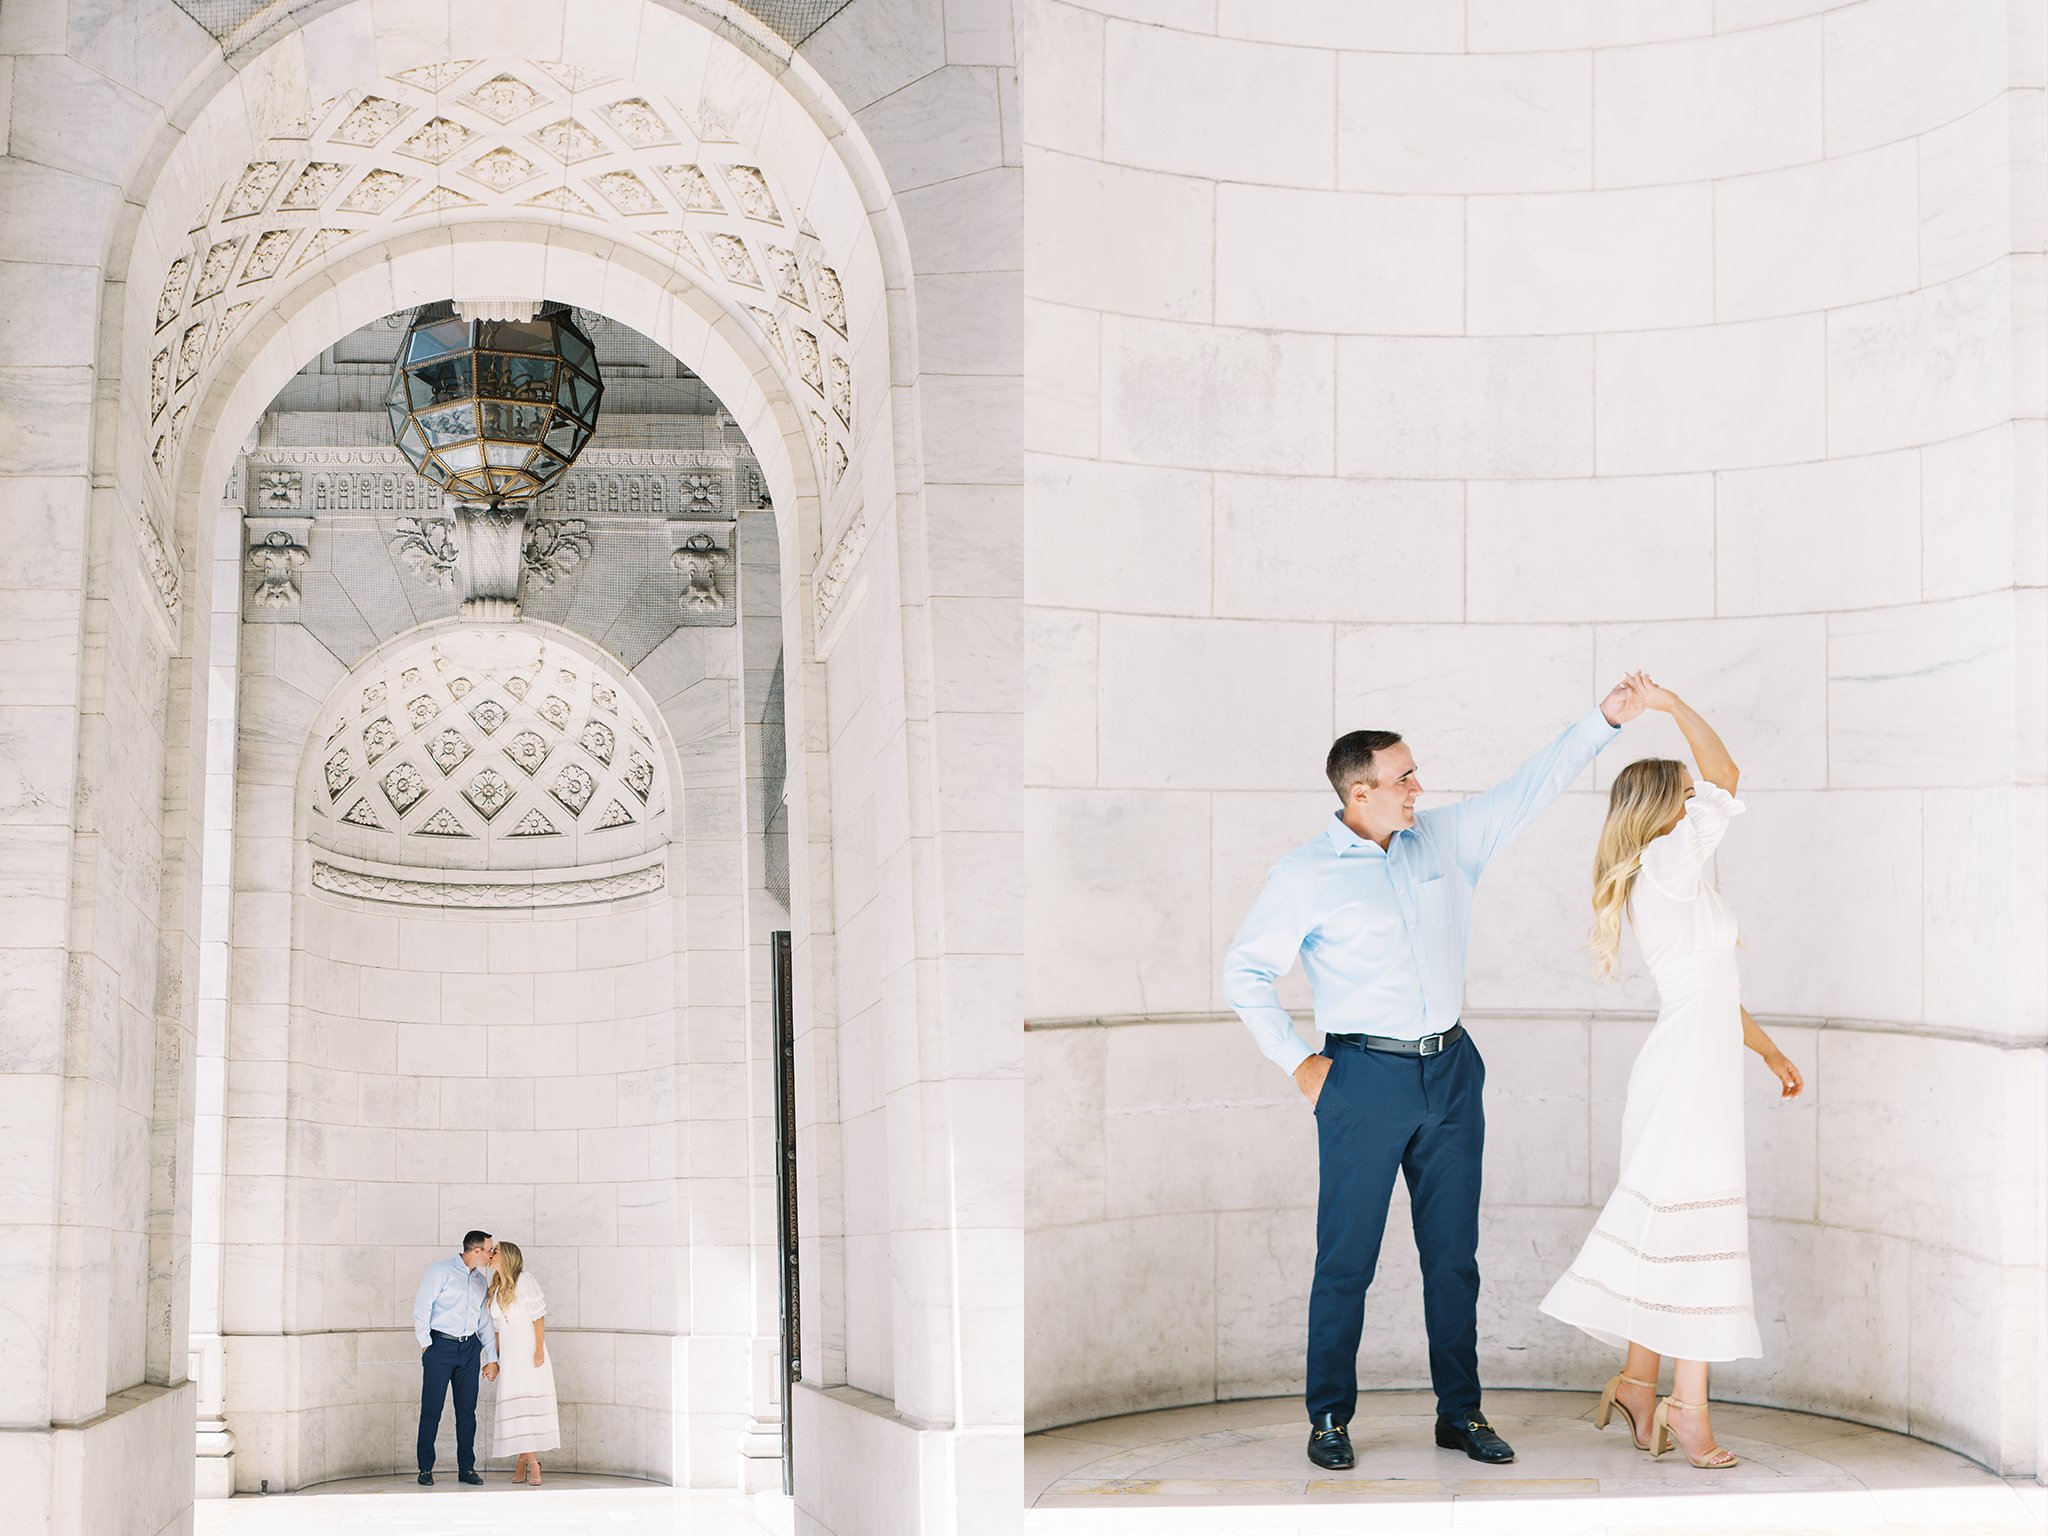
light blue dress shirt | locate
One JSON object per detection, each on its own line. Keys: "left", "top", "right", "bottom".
{"left": 413, "top": 1254, "right": 499, "bottom": 1364}
{"left": 1224, "top": 709, "right": 1620, "bottom": 1075}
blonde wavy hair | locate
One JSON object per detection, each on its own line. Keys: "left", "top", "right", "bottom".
{"left": 487, "top": 1239, "right": 524, "bottom": 1310}
{"left": 1589, "top": 759, "right": 1690, "bottom": 978}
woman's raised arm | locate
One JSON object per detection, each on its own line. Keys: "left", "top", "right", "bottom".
{"left": 1630, "top": 672, "right": 1738, "bottom": 794}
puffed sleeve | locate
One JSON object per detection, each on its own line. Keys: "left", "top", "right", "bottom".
{"left": 1637, "top": 782, "right": 1744, "bottom": 901}
{"left": 523, "top": 1272, "right": 546, "bottom": 1319}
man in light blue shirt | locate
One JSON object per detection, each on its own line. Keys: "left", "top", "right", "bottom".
{"left": 412, "top": 1230, "right": 501, "bottom": 1484}
{"left": 1224, "top": 681, "right": 1641, "bottom": 1472}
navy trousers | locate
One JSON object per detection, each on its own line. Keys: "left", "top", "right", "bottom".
{"left": 418, "top": 1332, "right": 482, "bottom": 1474}
{"left": 1307, "top": 1029, "right": 1486, "bottom": 1425}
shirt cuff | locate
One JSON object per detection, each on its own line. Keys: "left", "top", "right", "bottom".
{"left": 1273, "top": 1033, "right": 1314, "bottom": 1077}
{"left": 1585, "top": 705, "right": 1623, "bottom": 742}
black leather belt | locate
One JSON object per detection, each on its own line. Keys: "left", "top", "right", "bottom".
{"left": 1327, "top": 1022, "right": 1464, "bottom": 1057}
{"left": 430, "top": 1329, "right": 475, "bottom": 1342}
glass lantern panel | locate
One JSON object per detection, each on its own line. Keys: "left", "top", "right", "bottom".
{"left": 406, "top": 319, "right": 473, "bottom": 365}
{"left": 418, "top": 405, "right": 479, "bottom": 447}
{"left": 483, "top": 442, "right": 529, "bottom": 467}
{"left": 420, "top": 456, "right": 450, "bottom": 484}
{"left": 528, "top": 449, "right": 565, "bottom": 482}
{"left": 483, "top": 319, "right": 554, "bottom": 355}
{"left": 441, "top": 442, "right": 485, "bottom": 471}
{"left": 543, "top": 418, "right": 586, "bottom": 458}
{"left": 411, "top": 355, "right": 474, "bottom": 407}
{"left": 477, "top": 353, "right": 556, "bottom": 402}
{"left": 398, "top": 419, "right": 428, "bottom": 458}
{"left": 385, "top": 400, "right": 409, "bottom": 440}
{"left": 557, "top": 326, "right": 593, "bottom": 375}
{"left": 564, "top": 372, "right": 600, "bottom": 418}
{"left": 479, "top": 402, "right": 549, "bottom": 443}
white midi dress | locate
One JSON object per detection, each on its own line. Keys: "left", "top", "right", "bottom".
{"left": 489, "top": 1273, "right": 562, "bottom": 1456}
{"left": 1539, "top": 783, "right": 1763, "bottom": 1361}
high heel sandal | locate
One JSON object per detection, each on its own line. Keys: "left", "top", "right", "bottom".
{"left": 1650, "top": 1396, "right": 1739, "bottom": 1468}
{"left": 1593, "top": 1372, "right": 1657, "bottom": 1451}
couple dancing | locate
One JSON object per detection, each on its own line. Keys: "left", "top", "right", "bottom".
{"left": 1223, "top": 674, "right": 1803, "bottom": 1473}
{"left": 411, "top": 1231, "right": 560, "bottom": 1486}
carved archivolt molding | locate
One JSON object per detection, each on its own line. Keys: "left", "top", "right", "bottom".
{"left": 813, "top": 501, "right": 870, "bottom": 643}
{"left": 148, "top": 56, "right": 857, "bottom": 503}
{"left": 310, "top": 853, "right": 665, "bottom": 908}
{"left": 136, "top": 506, "right": 183, "bottom": 618}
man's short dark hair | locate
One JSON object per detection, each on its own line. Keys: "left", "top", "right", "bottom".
{"left": 1326, "top": 730, "right": 1403, "bottom": 799}
{"left": 461, "top": 1230, "right": 492, "bottom": 1253}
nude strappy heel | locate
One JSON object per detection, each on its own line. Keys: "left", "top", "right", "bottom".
{"left": 1593, "top": 1372, "right": 1657, "bottom": 1450}
{"left": 1651, "top": 1396, "right": 1739, "bottom": 1468}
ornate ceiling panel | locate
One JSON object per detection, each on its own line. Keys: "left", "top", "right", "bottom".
{"left": 307, "top": 629, "right": 670, "bottom": 874}
{"left": 150, "top": 57, "right": 856, "bottom": 503}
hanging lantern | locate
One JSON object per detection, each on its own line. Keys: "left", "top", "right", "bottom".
{"left": 384, "top": 300, "right": 603, "bottom": 504}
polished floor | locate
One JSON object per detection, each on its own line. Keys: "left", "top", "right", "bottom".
{"left": 1024, "top": 1391, "right": 2048, "bottom": 1533}
{"left": 195, "top": 1474, "right": 793, "bottom": 1535}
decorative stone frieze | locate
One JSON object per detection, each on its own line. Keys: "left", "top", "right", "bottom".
{"left": 310, "top": 853, "right": 665, "bottom": 908}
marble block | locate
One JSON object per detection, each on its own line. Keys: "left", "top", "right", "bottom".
{"left": 1102, "top": 22, "right": 1335, "bottom": 188}
{"left": 1100, "top": 316, "right": 1335, "bottom": 476}
{"left": 1465, "top": 185, "right": 1713, "bottom": 334}
{"left": 1465, "top": 475, "right": 1714, "bottom": 623}
{"left": 1096, "top": 614, "right": 1333, "bottom": 791}
{"left": 1211, "top": 475, "right": 1463, "bottom": 625}
{"left": 1337, "top": 335, "right": 1595, "bottom": 479}
{"left": 1596, "top": 315, "right": 1825, "bottom": 475}
{"left": 1592, "top": 21, "right": 1824, "bottom": 186}
{"left": 1338, "top": 51, "right": 1592, "bottom": 194}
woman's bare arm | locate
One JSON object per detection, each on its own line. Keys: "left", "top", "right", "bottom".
{"left": 1630, "top": 673, "right": 1738, "bottom": 794}
{"left": 1741, "top": 1006, "right": 1802, "bottom": 1098}
{"left": 533, "top": 1315, "right": 546, "bottom": 1366}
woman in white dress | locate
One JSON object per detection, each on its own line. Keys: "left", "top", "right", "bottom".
{"left": 1539, "top": 675, "right": 1803, "bottom": 1469}
{"left": 487, "top": 1240, "right": 561, "bottom": 1483}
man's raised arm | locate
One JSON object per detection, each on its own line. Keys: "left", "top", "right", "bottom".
{"left": 1433, "top": 680, "right": 1640, "bottom": 876}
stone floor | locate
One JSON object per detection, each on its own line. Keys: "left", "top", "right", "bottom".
{"left": 194, "top": 1474, "right": 794, "bottom": 1534}
{"left": 1024, "top": 1391, "right": 2048, "bottom": 1533}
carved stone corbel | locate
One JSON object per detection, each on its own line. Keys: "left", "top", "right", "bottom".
{"left": 668, "top": 517, "right": 736, "bottom": 624}
{"left": 243, "top": 514, "right": 313, "bottom": 618}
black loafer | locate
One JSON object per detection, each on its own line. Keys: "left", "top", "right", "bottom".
{"left": 417, "top": 1472, "right": 433, "bottom": 1485}
{"left": 1436, "top": 1413, "right": 1515, "bottom": 1463}
{"left": 458, "top": 1469, "right": 484, "bottom": 1485}
{"left": 1307, "top": 1412, "right": 1355, "bottom": 1470}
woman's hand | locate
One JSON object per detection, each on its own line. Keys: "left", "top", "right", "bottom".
{"left": 534, "top": 1345, "right": 546, "bottom": 1367}
{"left": 1764, "top": 1049, "right": 1803, "bottom": 1099}
{"left": 1626, "top": 670, "right": 1680, "bottom": 714}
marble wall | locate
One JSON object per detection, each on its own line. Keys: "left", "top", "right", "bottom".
{"left": 1022, "top": 0, "right": 2047, "bottom": 1479}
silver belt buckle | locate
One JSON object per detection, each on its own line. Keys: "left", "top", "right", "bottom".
{"left": 1418, "top": 1032, "right": 1444, "bottom": 1057}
